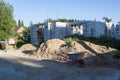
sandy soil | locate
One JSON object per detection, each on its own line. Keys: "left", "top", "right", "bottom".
{"left": 0, "top": 50, "right": 120, "bottom": 80}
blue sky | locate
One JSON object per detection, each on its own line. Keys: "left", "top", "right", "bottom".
{"left": 4, "top": 0, "right": 120, "bottom": 26}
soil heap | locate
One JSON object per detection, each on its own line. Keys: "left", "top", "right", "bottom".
{"left": 19, "top": 44, "right": 37, "bottom": 51}
{"left": 32, "top": 39, "right": 67, "bottom": 60}
{"left": 32, "top": 39, "right": 120, "bottom": 65}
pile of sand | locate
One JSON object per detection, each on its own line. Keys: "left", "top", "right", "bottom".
{"left": 19, "top": 44, "right": 37, "bottom": 51}
{"left": 68, "top": 41, "right": 89, "bottom": 53}
{"left": 69, "top": 40, "right": 116, "bottom": 54}
{"left": 32, "top": 39, "right": 67, "bottom": 60}
{"left": 32, "top": 39, "right": 120, "bottom": 65}
{"left": 37, "top": 39, "right": 66, "bottom": 54}
{"left": 69, "top": 40, "right": 119, "bottom": 65}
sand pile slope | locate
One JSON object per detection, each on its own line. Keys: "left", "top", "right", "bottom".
{"left": 19, "top": 44, "right": 37, "bottom": 51}
{"left": 68, "top": 40, "right": 116, "bottom": 53}
{"left": 37, "top": 38, "right": 66, "bottom": 54}
{"left": 32, "top": 39, "right": 67, "bottom": 60}
{"left": 72, "top": 40, "right": 119, "bottom": 65}
{"left": 32, "top": 39, "right": 120, "bottom": 65}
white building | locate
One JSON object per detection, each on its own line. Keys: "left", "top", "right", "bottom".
{"left": 30, "top": 20, "right": 119, "bottom": 45}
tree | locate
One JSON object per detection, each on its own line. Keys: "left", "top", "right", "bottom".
{"left": 103, "top": 17, "right": 112, "bottom": 23}
{"left": 103, "top": 17, "right": 112, "bottom": 39}
{"left": 18, "top": 19, "right": 21, "bottom": 26}
{"left": 46, "top": 18, "right": 80, "bottom": 22}
{"left": 18, "top": 19, "right": 24, "bottom": 26}
{"left": 21, "top": 20, "right": 24, "bottom": 26}
{"left": 23, "top": 27, "right": 30, "bottom": 34}
{"left": 0, "top": 0, "right": 16, "bottom": 40}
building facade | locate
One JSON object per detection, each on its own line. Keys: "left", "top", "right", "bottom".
{"left": 30, "top": 21, "right": 120, "bottom": 45}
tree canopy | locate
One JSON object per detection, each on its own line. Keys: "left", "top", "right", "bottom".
{"left": 0, "top": 0, "right": 16, "bottom": 40}
{"left": 103, "top": 17, "right": 112, "bottom": 23}
{"left": 18, "top": 19, "right": 24, "bottom": 27}
{"left": 46, "top": 18, "right": 80, "bottom": 22}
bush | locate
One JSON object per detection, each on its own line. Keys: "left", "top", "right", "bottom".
{"left": 16, "top": 35, "right": 30, "bottom": 49}
{"left": 63, "top": 34, "right": 79, "bottom": 43}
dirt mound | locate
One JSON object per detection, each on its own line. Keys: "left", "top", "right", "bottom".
{"left": 69, "top": 41, "right": 119, "bottom": 65}
{"left": 68, "top": 41, "right": 89, "bottom": 52}
{"left": 32, "top": 39, "right": 120, "bottom": 65}
{"left": 82, "top": 41, "right": 115, "bottom": 53}
{"left": 19, "top": 44, "right": 37, "bottom": 51}
{"left": 32, "top": 39, "right": 67, "bottom": 60}
{"left": 36, "top": 39, "right": 66, "bottom": 53}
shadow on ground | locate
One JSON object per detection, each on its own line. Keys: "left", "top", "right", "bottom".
{"left": 0, "top": 55, "right": 120, "bottom": 80}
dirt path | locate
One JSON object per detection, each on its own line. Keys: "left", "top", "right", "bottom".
{"left": 0, "top": 50, "right": 120, "bottom": 80}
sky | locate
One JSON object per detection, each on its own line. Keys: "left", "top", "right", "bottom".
{"left": 4, "top": 0, "right": 120, "bottom": 26}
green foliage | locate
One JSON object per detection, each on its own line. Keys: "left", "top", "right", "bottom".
{"left": 63, "top": 35, "right": 120, "bottom": 50}
{"left": 63, "top": 37, "right": 74, "bottom": 44}
{"left": 0, "top": 0, "right": 16, "bottom": 40}
{"left": 23, "top": 27, "right": 30, "bottom": 43}
{"left": 18, "top": 19, "right": 24, "bottom": 26}
{"left": 103, "top": 17, "right": 112, "bottom": 23}
{"left": 21, "top": 20, "right": 24, "bottom": 26}
{"left": 16, "top": 35, "right": 30, "bottom": 48}
{"left": 18, "top": 19, "right": 21, "bottom": 26}
{"left": 23, "top": 27, "right": 30, "bottom": 34}
{"left": 16, "top": 26, "right": 30, "bottom": 48}
{"left": 46, "top": 18, "right": 80, "bottom": 22}
{"left": 63, "top": 34, "right": 82, "bottom": 43}
{"left": 16, "top": 38, "right": 25, "bottom": 48}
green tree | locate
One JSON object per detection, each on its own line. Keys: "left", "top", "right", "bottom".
{"left": 103, "top": 17, "right": 112, "bottom": 23}
{"left": 46, "top": 18, "right": 80, "bottom": 22}
{"left": 18, "top": 19, "right": 24, "bottom": 26}
{"left": 18, "top": 19, "right": 21, "bottom": 26}
{"left": 21, "top": 20, "right": 24, "bottom": 26}
{"left": 23, "top": 27, "right": 30, "bottom": 34}
{"left": 0, "top": 0, "right": 16, "bottom": 40}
